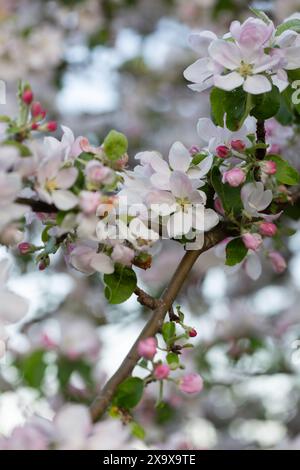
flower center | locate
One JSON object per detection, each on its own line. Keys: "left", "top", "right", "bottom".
{"left": 45, "top": 178, "right": 58, "bottom": 193}
{"left": 238, "top": 62, "right": 253, "bottom": 78}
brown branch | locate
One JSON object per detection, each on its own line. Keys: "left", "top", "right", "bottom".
{"left": 16, "top": 197, "right": 58, "bottom": 213}
{"left": 255, "top": 120, "right": 266, "bottom": 160}
{"left": 90, "top": 225, "right": 227, "bottom": 421}
{"left": 134, "top": 287, "right": 162, "bottom": 310}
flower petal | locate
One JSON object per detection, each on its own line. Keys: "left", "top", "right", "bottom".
{"left": 168, "top": 141, "right": 191, "bottom": 172}
{"left": 90, "top": 253, "right": 114, "bottom": 274}
{"left": 243, "top": 74, "right": 272, "bottom": 94}
{"left": 209, "top": 39, "right": 242, "bottom": 69}
{"left": 214, "top": 71, "right": 244, "bottom": 91}
{"left": 169, "top": 171, "right": 193, "bottom": 199}
{"left": 52, "top": 190, "right": 78, "bottom": 210}
{"left": 56, "top": 167, "right": 78, "bottom": 189}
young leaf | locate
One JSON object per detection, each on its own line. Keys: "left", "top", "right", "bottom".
{"left": 104, "top": 264, "right": 137, "bottom": 304}
{"left": 113, "top": 377, "right": 144, "bottom": 409}
{"left": 210, "top": 86, "right": 248, "bottom": 131}
{"left": 250, "top": 86, "right": 281, "bottom": 120}
{"left": 103, "top": 129, "right": 128, "bottom": 161}
{"left": 162, "top": 322, "right": 176, "bottom": 345}
{"left": 266, "top": 155, "right": 300, "bottom": 185}
{"left": 225, "top": 238, "right": 248, "bottom": 266}
{"left": 166, "top": 352, "right": 179, "bottom": 370}
{"left": 276, "top": 19, "right": 300, "bottom": 36}
{"left": 131, "top": 422, "right": 145, "bottom": 440}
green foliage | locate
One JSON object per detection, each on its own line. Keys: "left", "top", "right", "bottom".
{"left": 103, "top": 130, "right": 128, "bottom": 161}
{"left": 210, "top": 86, "right": 248, "bottom": 131}
{"left": 16, "top": 350, "right": 47, "bottom": 390}
{"left": 104, "top": 264, "right": 137, "bottom": 304}
{"left": 276, "top": 19, "right": 300, "bottom": 36}
{"left": 113, "top": 377, "right": 144, "bottom": 409}
{"left": 250, "top": 86, "right": 281, "bottom": 120}
{"left": 166, "top": 352, "right": 179, "bottom": 370}
{"left": 131, "top": 422, "right": 145, "bottom": 440}
{"left": 57, "top": 356, "right": 94, "bottom": 391}
{"left": 162, "top": 322, "right": 176, "bottom": 346}
{"left": 266, "top": 155, "right": 300, "bottom": 185}
{"left": 225, "top": 238, "right": 248, "bottom": 266}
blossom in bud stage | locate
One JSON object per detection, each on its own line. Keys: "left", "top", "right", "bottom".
{"left": 216, "top": 145, "right": 230, "bottom": 158}
{"left": 133, "top": 252, "right": 152, "bottom": 270}
{"left": 46, "top": 121, "right": 57, "bottom": 132}
{"left": 111, "top": 244, "right": 135, "bottom": 267}
{"left": 189, "top": 328, "right": 197, "bottom": 338}
{"left": 31, "top": 123, "right": 39, "bottom": 130}
{"left": 214, "top": 197, "right": 224, "bottom": 216}
{"left": 259, "top": 222, "right": 277, "bottom": 237}
{"left": 179, "top": 373, "right": 203, "bottom": 394}
{"left": 85, "top": 161, "right": 113, "bottom": 186}
{"left": 269, "top": 251, "right": 287, "bottom": 273}
{"left": 137, "top": 337, "right": 157, "bottom": 359}
{"left": 31, "top": 102, "right": 46, "bottom": 119}
{"left": 22, "top": 89, "right": 33, "bottom": 105}
{"left": 18, "top": 242, "right": 35, "bottom": 255}
{"left": 38, "top": 258, "right": 49, "bottom": 271}
{"left": 189, "top": 145, "right": 200, "bottom": 155}
{"left": 154, "top": 364, "right": 170, "bottom": 380}
{"left": 231, "top": 139, "right": 246, "bottom": 151}
{"left": 79, "top": 191, "right": 101, "bottom": 214}
{"left": 222, "top": 168, "right": 245, "bottom": 187}
{"left": 242, "top": 233, "right": 263, "bottom": 251}
{"left": 260, "top": 160, "right": 277, "bottom": 175}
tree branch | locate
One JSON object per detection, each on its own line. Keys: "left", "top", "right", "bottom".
{"left": 16, "top": 197, "right": 58, "bottom": 213}
{"left": 134, "top": 287, "right": 162, "bottom": 310}
{"left": 90, "top": 225, "right": 227, "bottom": 421}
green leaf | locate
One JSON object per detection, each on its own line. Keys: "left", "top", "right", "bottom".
{"left": 276, "top": 88, "right": 294, "bottom": 125}
{"left": 249, "top": 7, "right": 272, "bottom": 24}
{"left": 210, "top": 86, "right": 248, "bottom": 131}
{"left": 225, "top": 238, "right": 248, "bottom": 266}
{"left": 113, "top": 377, "right": 144, "bottom": 409}
{"left": 3, "top": 140, "right": 31, "bottom": 157}
{"left": 16, "top": 350, "right": 47, "bottom": 389}
{"left": 104, "top": 264, "right": 137, "bottom": 304}
{"left": 162, "top": 322, "right": 176, "bottom": 345}
{"left": 250, "top": 86, "right": 281, "bottom": 120}
{"left": 276, "top": 19, "right": 300, "bottom": 36}
{"left": 103, "top": 129, "right": 128, "bottom": 161}
{"left": 266, "top": 154, "right": 300, "bottom": 185}
{"left": 131, "top": 422, "right": 145, "bottom": 440}
{"left": 57, "top": 356, "right": 94, "bottom": 391}
{"left": 0, "top": 115, "right": 11, "bottom": 123}
{"left": 166, "top": 352, "right": 179, "bottom": 370}
{"left": 211, "top": 166, "right": 242, "bottom": 216}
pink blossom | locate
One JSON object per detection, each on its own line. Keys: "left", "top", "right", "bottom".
{"left": 242, "top": 233, "right": 263, "bottom": 251}
{"left": 18, "top": 242, "right": 34, "bottom": 255}
{"left": 22, "top": 89, "right": 33, "bottom": 105}
{"left": 260, "top": 160, "right": 277, "bottom": 175}
{"left": 259, "top": 222, "right": 277, "bottom": 237}
{"left": 85, "top": 160, "right": 113, "bottom": 186}
{"left": 179, "top": 373, "right": 203, "bottom": 394}
{"left": 154, "top": 364, "right": 170, "bottom": 380}
{"left": 214, "top": 197, "right": 225, "bottom": 216}
{"left": 230, "top": 17, "right": 274, "bottom": 51}
{"left": 231, "top": 139, "right": 246, "bottom": 151}
{"left": 111, "top": 244, "right": 135, "bottom": 267}
{"left": 222, "top": 168, "right": 245, "bottom": 187}
{"left": 137, "top": 337, "right": 157, "bottom": 359}
{"left": 269, "top": 251, "right": 287, "bottom": 273}
{"left": 79, "top": 191, "right": 101, "bottom": 214}
{"left": 216, "top": 145, "right": 230, "bottom": 158}
{"left": 189, "top": 328, "right": 197, "bottom": 338}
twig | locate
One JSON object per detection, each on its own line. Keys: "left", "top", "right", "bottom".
{"left": 90, "top": 225, "right": 227, "bottom": 421}
{"left": 134, "top": 287, "right": 162, "bottom": 310}
{"left": 16, "top": 197, "right": 58, "bottom": 213}
{"left": 255, "top": 120, "right": 266, "bottom": 160}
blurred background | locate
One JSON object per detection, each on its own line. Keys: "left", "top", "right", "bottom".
{"left": 1, "top": 0, "right": 300, "bottom": 450}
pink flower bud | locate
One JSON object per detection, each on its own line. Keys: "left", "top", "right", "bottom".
{"left": 214, "top": 197, "right": 225, "bottom": 216}
{"left": 260, "top": 160, "right": 277, "bottom": 175}
{"left": 231, "top": 139, "right": 246, "bottom": 151}
{"left": 22, "top": 89, "right": 33, "bottom": 105}
{"left": 31, "top": 123, "right": 39, "bottom": 130}
{"left": 86, "top": 161, "right": 112, "bottom": 185}
{"left": 222, "top": 168, "right": 245, "bottom": 187}
{"left": 31, "top": 102, "right": 46, "bottom": 119}
{"left": 189, "top": 328, "right": 197, "bottom": 338}
{"left": 259, "top": 222, "right": 277, "bottom": 237}
{"left": 137, "top": 337, "right": 157, "bottom": 359}
{"left": 18, "top": 242, "right": 34, "bottom": 255}
{"left": 242, "top": 233, "right": 263, "bottom": 251}
{"left": 216, "top": 145, "right": 230, "bottom": 158}
{"left": 269, "top": 251, "right": 287, "bottom": 273}
{"left": 179, "top": 373, "right": 203, "bottom": 394}
{"left": 189, "top": 145, "right": 200, "bottom": 156}
{"left": 154, "top": 364, "right": 170, "bottom": 380}
{"left": 46, "top": 121, "right": 57, "bottom": 132}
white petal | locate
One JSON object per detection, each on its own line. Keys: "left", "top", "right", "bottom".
{"left": 243, "top": 75, "right": 272, "bottom": 94}
{"left": 188, "top": 31, "right": 217, "bottom": 55}
{"left": 0, "top": 290, "right": 28, "bottom": 323}
{"left": 283, "top": 46, "right": 300, "bottom": 70}
{"left": 54, "top": 405, "right": 92, "bottom": 444}
{"left": 167, "top": 211, "right": 192, "bottom": 237}
{"left": 56, "top": 167, "right": 78, "bottom": 189}
{"left": 252, "top": 54, "right": 281, "bottom": 74}
{"left": 168, "top": 141, "right": 191, "bottom": 172}
{"left": 203, "top": 208, "right": 219, "bottom": 231}
{"left": 209, "top": 39, "right": 242, "bottom": 69}
{"left": 90, "top": 253, "right": 114, "bottom": 274}
{"left": 184, "top": 58, "right": 214, "bottom": 83}
{"left": 244, "top": 253, "right": 262, "bottom": 280}
{"left": 52, "top": 190, "right": 78, "bottom": 210}
{"left": 150, "top": 172, "right": 171, "bottom": 190}
{"left": 169, "top": 171, "right": 193, "bottom": 199}
{"left": 195, "top": 155, "right": 213, "bottom": 179}
{"left": 61, "top": 126, "right": 75, "bottom": 147}
{"left": 197, "top": 118, "right": 217, "bottom": 144}
{"left": 214, "top": 72, "right": 244, "bottom": 91}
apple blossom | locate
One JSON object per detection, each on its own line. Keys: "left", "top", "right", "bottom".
{"left": 260, "top": 160, "right": 277, "bottom": 176}
{"left": 22, "top": 88, "right": 33, "bottom": 105}
{"left": 69, "top": 243, "right": 114, "bottom": 275}
{"left": 242, "top": 233, "right": 263, "bottom": 251}
{"left": 154, "top": 364, "right": 170, "bottom": 380}
{"left": 241, "top": 182, "right": 273, "bottom": 218}
{"left": 268, "top": 251, "right": 287, "bottom": 273}
{"left": 179, "top": 373, "right": 203, "bottom": 394}
{"left": 216, "top": 145, "right": 230, "bottom": 158}
{"left": 137, "top": 337, "right": 157, "bottom": 359}
{"left": 259, "top": 222, "right": 277, "bottom": 237}
{"left": 222, "top": 168, "right": 246, "bottom": 187}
